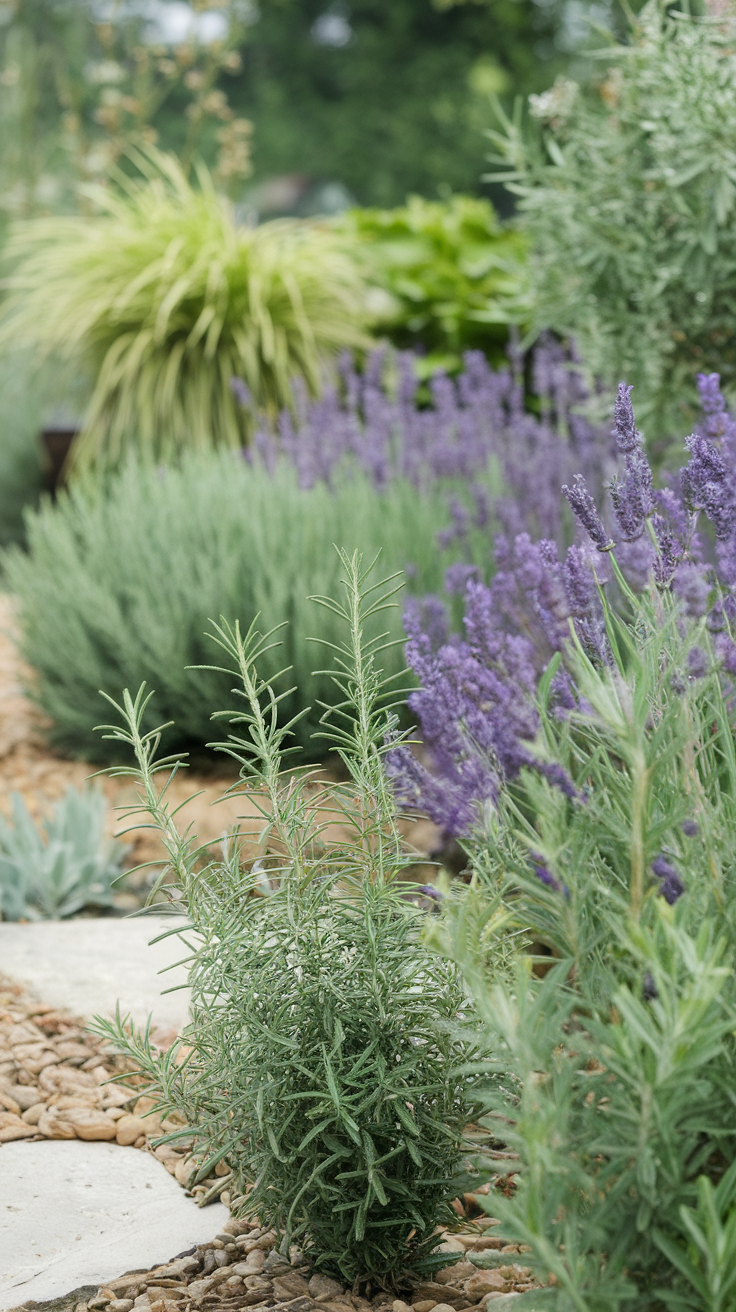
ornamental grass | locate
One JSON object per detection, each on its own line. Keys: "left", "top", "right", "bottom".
{"left": 0, "top": 147, "right": 368, "bottom": 471}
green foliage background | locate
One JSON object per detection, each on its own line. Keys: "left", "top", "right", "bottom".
{"left": 337, "top": 195, "right": 530, "bottom": 374}
{"left": 491, "top": 2, "right": 736, "bottom": 442}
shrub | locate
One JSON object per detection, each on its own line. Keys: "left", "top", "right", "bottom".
{"left": 0, "top": 148, "right": 368, "bottom": 472}
{"left": 6, "top": 455, "right": 465, "bottom": 763}
{"left": 8, "top": 347, "right": 609, "bottom": 765}
{"left": 490, "top": 4, "right": 736, "bottom": 439}
{"left": 92, "top": 553, "right": 477, "bottom": 1283}
{"left": 336, "top": 195, "right": 529, "bottom": 376}
{"left": 0, "top": 785, "right": 125, "bottom": 920}
{"left": 392, "top": 380, "right": 736, "bottom": 1307}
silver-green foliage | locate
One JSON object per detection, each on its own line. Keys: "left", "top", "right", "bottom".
{"left": 91, "top": 553, "right": 476, "bottom": 1283}
{"left": 5, "top": 450, "right": 480, "bottom": 763}
{"left": 433, "top": 572, "right": 736, "bottom": 1309}
{"left": 0, "top": 785, "right": 124, "bottom": 920}
{"left": 491, "top": 2, "right": 736, "bottom": 438}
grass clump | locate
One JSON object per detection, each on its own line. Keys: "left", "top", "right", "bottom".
{"left": 0, "top": 147, "right": 368, "bottom": 472}
{"left": 92, "top": 552, "right": 477, "bottom": 1285}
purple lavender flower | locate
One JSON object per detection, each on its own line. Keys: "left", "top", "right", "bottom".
{"left": 672, "top": 562, "right": 711, "bottom": 618}
{"left": 651, "top": 855, "right": 685, "bottom": 905}
{"left": 642, "top": 971, "right": 658, "bottom": 1002}
{"left": 445, "top": 563, "right": 482, "bottom": 596}
{"left": 687, "top": 646, "right": 709, "bottom": 679}
{"left": 230, "top": 376, "right": 253, "bottom": 408}
{"left": 609, "top": 447, "right": 654, "bottom": 542}
{"left": 612, "top": 383, "right": 640, "bottom": 454}
{"left": 681, "top": 819, "right": 699, "bottom": 837}
{"left": 562, "top": 475, "right": 614, "bottom": 552}
{"left": 530, "top": 854, "right": 562, "bottom": 892}
{"left": 681, "top": 435, "right": 736, "bottom": 541}
{"left": 697, "top": 372, "right": 728, "bottom": 439}
{"left": 563, "top": 545, "right": 596, "bottom": 617}
{"left": 715, "top": 633, "right": 736, "bottom": 676}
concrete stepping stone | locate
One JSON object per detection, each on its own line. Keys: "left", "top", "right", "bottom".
{"left": 0, "top": 918, "right": 192, "bottom": 1034}
{"left": 0, "top": 1140, "right": 228, "bottom": 1310}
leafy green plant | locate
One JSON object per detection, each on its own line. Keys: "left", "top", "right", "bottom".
{"left": 338, "top": 195, "right": 529, "bottom": 375}
{"left": 0, "top": 148, "right": 369, "bottom": 471}
{"left": 490, "top": 2, "right": 736, "bottom": 440}
{"left": 91, "top": 552, "right": 477, "bottom": 1283}
{"left": 0, "top": 785, "right": 125, "bottom": 920}
{"left": 5, "top": 449, "right": 484, "bottom": 763}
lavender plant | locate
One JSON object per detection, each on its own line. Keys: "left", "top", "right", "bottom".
{"left": 8, "top": 345, "right": 610, "bottom": 765}
{"left": 393, "top": 379, "right": 736, "bottom": 1308}
{"left": 90, "top": 553, "right": 477, "bottom": 1285}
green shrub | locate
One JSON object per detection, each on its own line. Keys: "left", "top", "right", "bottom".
{"left": 432, "top": 562, "right": 736, "bottom": 1308}
{"left": 92, "top": 553, "right": 477, "bottom": 1283}
{"left": 338, "top": 195, "right": 529, "bottom": 375}
{"left": 5, "top": 450, "right": 486, "bottom": 763}
{"left": 0, "top": 785, "right": 125, "bottom": 920}
{"left": 490, "top": 3, "right": 736, "bottom": 439}
{"left": 0, "top": 148, "right": 369, "bottom": 472}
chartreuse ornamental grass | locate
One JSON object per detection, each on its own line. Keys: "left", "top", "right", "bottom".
{"left": 91, "top": 553, "right": 478, "bottom": 1284}
{"left": 0, "top": 147, "right": 368, "bottom": 471}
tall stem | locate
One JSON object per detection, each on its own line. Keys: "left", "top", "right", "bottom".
{"left": 630, "top": 748, "right": 648, "bottom": 918}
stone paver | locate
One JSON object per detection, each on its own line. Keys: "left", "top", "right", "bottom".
{"left": 0, "top": 918, "right": 192, "bottom": 1033}
{"left": 0, "top": 1140, "right": 228, "bottom": 1310}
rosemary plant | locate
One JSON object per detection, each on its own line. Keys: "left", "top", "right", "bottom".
{"left": 91, "top": 552, "right": 476, "bottom": 1285}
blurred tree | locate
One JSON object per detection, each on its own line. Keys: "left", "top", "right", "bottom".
{"left": 223, "top": 0, "right": 576, "bottom": 208}
{"left": 0, "top": 0, "right": 252, "bottom": 219}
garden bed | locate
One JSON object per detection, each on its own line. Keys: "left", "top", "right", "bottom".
{"left": 1, "top": 973, "right": 539, "bottom": 1312}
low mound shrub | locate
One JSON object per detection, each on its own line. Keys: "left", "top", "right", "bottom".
{"left": 0, "top": 147, "right": 368, "bottom": 472}
{"left": 8, "top": 347, "right": 609, "bottom": 765}
{"left": 92, "top": 554, "right": 478, "bottom": 1283}
{"left": 0, "top": 786, "right": 124, "bottom": 921}
{"left": 393, "top": 379, "right": 736, "bottom": 1307}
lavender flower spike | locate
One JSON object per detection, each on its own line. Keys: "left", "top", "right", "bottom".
{"left": 613, "top": 382, "right": 640, "bottom": 453}
{"left": 651, "top": 855, "right": 684, "bottom": 905}
{"left": 562, "top": 475, "right": 614, "bottom": 552}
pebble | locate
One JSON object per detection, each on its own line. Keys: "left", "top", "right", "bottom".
{"left": 308, "top": 1275, "right": 344, "bottom": 1299}
{"left": 115, "top": 1114, "right": 150, "bottom": 1145}
{"left": 466, "top": 1272, "right": 509, "bottom": 1296}
{"left": 63, "top": 1107, "right": 119, "bottom": 1140}
{"left": 272, "top": 1273, "right": 310, "bottom": 1299}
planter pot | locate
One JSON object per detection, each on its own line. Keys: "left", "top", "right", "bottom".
{"left": 41, "top": 425, "right": 79, "bottom": 492}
